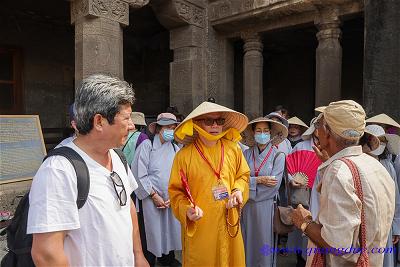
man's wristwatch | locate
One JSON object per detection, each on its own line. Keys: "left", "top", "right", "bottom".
{"left": 300, "top": 219, "right": 314, "bottom": 233}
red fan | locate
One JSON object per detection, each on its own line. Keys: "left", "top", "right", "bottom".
{"left": 179, "top": 169, "right": 196, "bottom": 207}
{"left": 286, "top": 150, "right": 322, "bottom": 188}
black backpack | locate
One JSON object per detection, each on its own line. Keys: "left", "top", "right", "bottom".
{"left": 0, "top": 147, "right": 128, "bottom": 267}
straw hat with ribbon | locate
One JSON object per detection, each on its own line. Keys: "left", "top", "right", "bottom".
{"left": 241, "top": 117, "right": 288, "bottom": 147}
{"left": 131, "top": 112, "right": 147, "bottom": 126}
{"left": 364, "top": 124, "right": 400, "bottom": 155}
{"left": 148, "top": 113, "right": 178, "bottom": 134}
{"left": 288, "top": 117, "right": 309, "bottom": 129}
{"left": 174, "top": 102, "right": 248, "bottom": 145}
{"left": 366, "top": 114, "right": 400, "bottom": 134}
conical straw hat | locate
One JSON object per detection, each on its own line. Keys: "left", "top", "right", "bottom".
{"left": 242, "top": 117, "right": 288, "bottom": 147}
{"left": 365, "top": 124, "right": 400, "bottom": 155}
{"left": 366, "top": 114, "right": 400, "bottom": 129}
{"left": 288, "top": 117, "right": 309, "bottom": 129}
{"left": 174, "top": 102, "right": 248, "bottom": 145}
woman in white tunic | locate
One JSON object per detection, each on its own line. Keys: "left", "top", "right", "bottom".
{"left": 241, "top": 117, "right": 288, "bottom": 267}
{"left": 132, "top": 113, "right": 181, "bottom": 267}
{"left": 286, "top": 117, "right": 320, "bottom": 267}
{"left": 363, "top": 124, "right": 400, "bottom": 267}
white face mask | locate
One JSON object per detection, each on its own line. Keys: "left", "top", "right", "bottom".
{"left": 370, "top": 143, "right": 386, "bottom": 156}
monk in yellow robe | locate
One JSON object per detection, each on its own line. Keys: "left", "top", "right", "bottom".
{"left": 168, "top": 102, "right": 250, "bottom": 266}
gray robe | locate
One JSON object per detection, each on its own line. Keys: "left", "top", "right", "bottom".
{"left": 131, "top": 135, "right": 182, "bottom": 257}
{"left": 241, "top": 144, "right": 285, "bottom": 267}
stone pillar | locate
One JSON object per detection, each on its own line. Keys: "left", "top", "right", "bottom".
{"left": 314, "top": 7, "right": 342, "bottom": 107}
{"left": 170, "top": 25, "right": 206, "bottom": 116}
{"left": 216, "top": 37, "right": 235, "bottom": 108}
{"left": 152, "top": 0, "right": 207, "bottom": 116}
{"left": 71, "top": 0, "right": 130, "bottom": 87}
{"left": 242, "top": 32, "right": 263, "bottom": 120}
{"left": 364, "top": 0, "right": 400, "bottom": 120}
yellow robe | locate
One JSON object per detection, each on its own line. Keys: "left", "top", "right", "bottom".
{"left": 168, "top": 138, "right": 250, "bottom": 267}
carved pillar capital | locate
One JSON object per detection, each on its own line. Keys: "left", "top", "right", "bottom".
{"left": 241, "top": 32, "right": 263, "bottom": 53}
{"left": 315, "top": 6, "right": 341, "bottom": 40}
{"left": 71, "top": 0, "right": 130, "bottom": 26}
{"left": 314, "top": 5, "right": 342, "bottom": 107}
{"left": 152, "top": 0, "right": 205, "bottom": 29}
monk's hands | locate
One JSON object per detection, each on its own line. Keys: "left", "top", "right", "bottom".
{"left": 292, "top": 204, "right": 312, "bottom": 229}
{"left": 256, "top": 176, "right": 278, "bottom": 187}
{"left": 393, "top": 235, "right": 400, "bottom": 245}
{"left": 186, "top": 206, "right": 203, "bottom": 221}
{"left": 226, "top": 190, "right": 243, "bottom": 209}
{"left": 151, "top": 193, "right": 168, "bottom": 209}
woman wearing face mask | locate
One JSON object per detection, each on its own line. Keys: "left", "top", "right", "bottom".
{"left": 363, "top": 124, "right": 400, "bottom": 267}
{"left": 241, "top": 117, "right": 288, "bottom": 267}
{"left": 132, "top": 113, "right": 181, "bottom": 267}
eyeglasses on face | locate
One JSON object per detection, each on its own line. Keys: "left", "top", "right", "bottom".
{"left": 110, "top": 171, "right": 127, "bottom": 206}
{"left": 198, "top": 118, "right": 225, "bottom": 126}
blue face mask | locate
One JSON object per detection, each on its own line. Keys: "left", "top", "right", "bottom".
{"left": 162, "top": 129, "right": 175, "bottom": 142}
{"left": 254, "top": 133, "right": 270, "bottom": 145}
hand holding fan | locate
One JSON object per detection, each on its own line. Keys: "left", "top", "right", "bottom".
{"left": 179, "top": 169, "right": 196, "bottom": 207}
{"left": 286, "top": 150, "right": 321, "bottom": 188}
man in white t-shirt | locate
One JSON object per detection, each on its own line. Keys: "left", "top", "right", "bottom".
{"left": 27, "top": 74, "right": 149, "bottom": 267}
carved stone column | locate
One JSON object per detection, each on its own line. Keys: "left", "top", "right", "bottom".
{"left": 71, "top": 0, "right": 148, "bottom": 87}
{"left": 152, "top": 0, "right": 206, "bottom": 116}
{"left": 314, "top": 7, "right": 342, "bottom": 107}
{"left": 170, "top": 25, "right": 205, "bottom": 115}
{"left": 242, "top": 32, "right": 263, "bottom": 120}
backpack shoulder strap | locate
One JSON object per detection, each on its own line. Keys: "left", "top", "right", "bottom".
{"left": 113, "top": 148, "right": 128, "bottom": 174}
{"left": 44, "top": 147, "right": 90, "bottom": 209}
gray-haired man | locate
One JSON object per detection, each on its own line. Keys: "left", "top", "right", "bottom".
{"left": 28, "top": 74, "right": 149, "bottom": 266}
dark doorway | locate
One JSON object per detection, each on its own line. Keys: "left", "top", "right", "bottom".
{"left": 262, "top": 25, "right": 317, "bottom": 123}
{"left": 124, "top": 6, "right": 172, "bottom": 119}
{"left": 341, "top": 15, "right": 364, "bottom": 104}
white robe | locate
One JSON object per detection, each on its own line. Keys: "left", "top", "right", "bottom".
{"left": 288, "top": 139, "right": 320, "bottom": 260}
{"left": 131, "top": 135, "right": 182, "bottom": 257}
